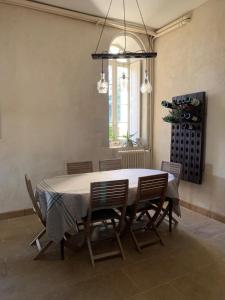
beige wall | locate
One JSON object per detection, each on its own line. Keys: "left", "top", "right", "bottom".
{"left": 0, "top": 3, "right": 150, "bottom": 214}
{"left": 0, "top": 4, "right": 120, "bottom": 213}
{"left": 153, "top": 0, "right": 225, "bottom": 216}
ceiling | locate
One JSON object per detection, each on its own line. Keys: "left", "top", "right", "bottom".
{"left": 31, "top": 0, "right": 208, "bottom": 29}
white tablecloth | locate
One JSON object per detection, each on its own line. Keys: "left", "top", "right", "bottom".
{"left": 37, "top": 169, "right": 180, "bottom": 242}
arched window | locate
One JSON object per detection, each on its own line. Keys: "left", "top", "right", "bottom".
{"left": 108, "top": 35, "right": 144, "bottom": 146}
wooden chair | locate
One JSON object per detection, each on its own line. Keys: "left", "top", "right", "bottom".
{"left": 25, "top": 175, "right": 53, "bottom": 259}
{"left": 84, "top": 179, "right": 128, "bottom": 267}
{"left": 66, "top": 161, "right": 93, "bottom": 175}
{"left": 25, "top": 175, "right": 65, "bottom": 260}
{"left": 128, "top": 173, "right": 168, "bottom": 253}
{"left": 161, "top": 161, "right": 182, "bottom": 185}
{"left": 99, "top": 158, "right": 122, "bottom": 171}
{"left": 156, "top": 161, "right": 182, "bottom": 231}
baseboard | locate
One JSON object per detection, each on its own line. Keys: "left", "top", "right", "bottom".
{"left": 0, "top": 208, "right": 34, "bottom": 221}
{"left": 180, "top": 200, "right": 225, "bottom": 224}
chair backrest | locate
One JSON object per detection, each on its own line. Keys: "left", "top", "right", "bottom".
{"left": 161, "top": 161, "right": 182, "bottom": 186}
{"left": 135, "top": 173, "right": 168, "bottom": 222}
{"left": 88, "top": 179, "right": 129, "bottom": 230}
{"left": 99, "top": 158, "right": 122, "bottom": 171}
{"left": 66, "top": 161, "right": 93, "bottom": 175}
{"left": 24, "top": 174, "right": 45, "bottom": 226}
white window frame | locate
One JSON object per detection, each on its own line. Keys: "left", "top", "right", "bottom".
{"left": 109, "top": 60, "right": 130, "bottom": 140}
{"left": 109, "top": 59, "right": 142, "bottom": 144}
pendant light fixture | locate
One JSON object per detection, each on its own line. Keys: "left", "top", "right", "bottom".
{"left": 92, "top": 0, "right": 157, "bottom": 94}
{"left": 97, "top": 59, "right": 108, "bottom": 94}
{"left": 141, "top": 66, "right": 152, "bottom": 94}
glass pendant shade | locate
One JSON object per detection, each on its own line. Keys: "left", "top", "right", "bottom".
{"left": 141, "top": 70, "right": 152, "bottom": 94}
{"left": 97, "top": 72, "right": 108, "bottom": 94}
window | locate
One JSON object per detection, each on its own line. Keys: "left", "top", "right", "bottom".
{"left": 109, "top": 46, "right": 141, "bottom": 146}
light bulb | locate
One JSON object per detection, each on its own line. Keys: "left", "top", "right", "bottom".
{"left": 97, "top": 72, "right": 108, "bottom": 94}
{"left": 141, "top": 70, "right": 152, "bottom": 94}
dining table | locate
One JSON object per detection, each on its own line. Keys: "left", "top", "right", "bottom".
{"left": 36, "top": 168, "right": 180, "bottom": 243}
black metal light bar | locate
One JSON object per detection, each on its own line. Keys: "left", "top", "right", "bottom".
{"left": 92, "top": 0, "right": 157, "bottom": 61}
{"left": 92, "top": 52, "right": 157, "bottom": 60}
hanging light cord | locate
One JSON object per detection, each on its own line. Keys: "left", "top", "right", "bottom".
{"left": 135, "top": 0, "right": 152, "bottom": 52}
{"left": 123, "top": 0, "right": 127, "bottom": 52}
{"left": 95, "top": 0, "right": 113, "bottom": 54}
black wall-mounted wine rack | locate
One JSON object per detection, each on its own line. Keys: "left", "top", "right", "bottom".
{"left": 170, "top": 92, "right": 206, "bottom": 184}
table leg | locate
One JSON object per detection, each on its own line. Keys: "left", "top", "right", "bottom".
{"left": 60, "top": 239, "right": 64, "bottom": 260}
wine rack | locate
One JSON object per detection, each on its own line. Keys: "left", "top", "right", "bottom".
{"left": 170, "top": 92, "right": 206, "bottom": 184}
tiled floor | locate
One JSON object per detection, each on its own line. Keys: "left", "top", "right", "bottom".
{"left": 1, "top": 208, "right": 225, "bottom": 300}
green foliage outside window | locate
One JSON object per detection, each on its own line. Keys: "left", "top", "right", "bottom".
{"left": 109, "top": 124, "right": 116, "bottom": 141}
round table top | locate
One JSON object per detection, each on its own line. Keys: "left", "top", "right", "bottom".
{"left": 38, "top": 168, "right": 175, "bottom": 195}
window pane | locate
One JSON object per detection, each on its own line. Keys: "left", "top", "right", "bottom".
{"left": 130, "top": 61, "right": 140, "bottom": 138}
{"left": 117, "top": 66, "right": 128, "bottom": 136}
{"left": 108, "top": 60, "right": 141, "bottom": 143}
{"left": 109, "top": 123, "right": 114, "bottom": 140}
{"left": 108, "top": 64, "right": 112, "bottom": 84}
{"left": 110, "top": 45, "right": 120, "bottom": 54}
{"left": 118, "top": 104, "right": 128, "bottom": 123}
{"left": 108, "top": 65, "right": 112, "bottom": 124}
{"left": 117, "top": 122, "right": 128, "bottom": 138}
{"left": 109, "top": 94, "right": 112, "bottom": 124}
{"left": 117, "top": 66, "right": 128, "bottom": 105}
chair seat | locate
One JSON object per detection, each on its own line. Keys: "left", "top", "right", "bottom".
{"left": 138, "top": 201, "right": 155, "bottom": 211}
{"left": 84, "top": 209, "right": 120, "bottom": 222}
{"left": 151, "top": 197, "right": 172, "bottom": 205}
{"left": 126, "top": 201, "right": 155, "bottom": 218}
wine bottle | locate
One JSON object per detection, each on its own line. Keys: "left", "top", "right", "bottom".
{"left": 181, "top": 123, "right": 189, "bottom": 129}
{"left": 175, "top": 99, "right": 182, "bottom": 105}
{"left": 161, "top": 100, "right": 173, "bottom": 109}
{"left": 182, "top": 112, "right": 200, "bottom": 122}
{"left": 185, "top": 97, "right": 200, "bottom": 106}
{"left": 181, "top": 123, "right": 195, "bottom": 130}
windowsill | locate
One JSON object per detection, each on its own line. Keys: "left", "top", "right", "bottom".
{"left": 109, "top": 145, "right": 124, "bottom": 149}
{"left": 109, "top": 143, "right": 149, "bottom": 150}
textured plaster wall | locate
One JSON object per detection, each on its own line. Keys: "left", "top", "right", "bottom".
{"left": 0, "top": 3, "right": 123, "bottom": 213}
{"left": 153, "top": 0, "right": 225, "bottom": 216}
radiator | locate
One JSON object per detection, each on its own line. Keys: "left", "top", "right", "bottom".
{"left": 118, "top": 149, "right": 150, "bottom": 168}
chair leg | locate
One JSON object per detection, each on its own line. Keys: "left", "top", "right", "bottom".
{"left": 169, "top": 200, "right": 173, "bottom": 233}
{"left": 136, "top": 211, "right": 145, "bottom": 221}
{"left": 30, "top": 228, "right": 46, "bottom": 246}
{"left": 156, "top": 206, "right": 169, "bottom": 228}
{"left": 151, "top": 223, "right": 164, "bottom": 246}
{"left": 111, "top": 219, "right": 125, "bottom": 260}
{"left": 129, "top": 228, "right": 142, "bottom": 253}
{"left": 156, "top": 202, "right": 178, "bottom": 232}
{"left": 146, "top": 211, "right": 152, "bottom": 222}
{"left": 34, "top": 241, "right": 53, "bottom": 260}
{"left": 172, "top": 216, "right": 179, "bottom": 225}
{"left": 86, "top": 237, "right": 95, "bottom": 268}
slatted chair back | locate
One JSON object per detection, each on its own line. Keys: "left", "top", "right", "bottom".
{"left": 134, "top": 173, "right": 168, "bottom": 223}
{"left": 25, "top": 174, "right": 45, "bottom": 226}
{"left": 99, "top": 158, "right": 122, "bottom": 171}
{"left": 161, "top": 161, "right": 182, "bottom": 186}
{"left": 88, "top": 179, "right": 129, "bottom": 229}
{"left": 66, "top": 161, "right": 93, "bottom": 175}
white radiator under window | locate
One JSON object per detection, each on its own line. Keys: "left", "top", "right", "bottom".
{"left": 118, "top": 149, "right": 150, "bottom": 169}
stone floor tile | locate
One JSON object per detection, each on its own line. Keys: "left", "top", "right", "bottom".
{"left": 1, "top": 208, "right": 225, "bottom": 300}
